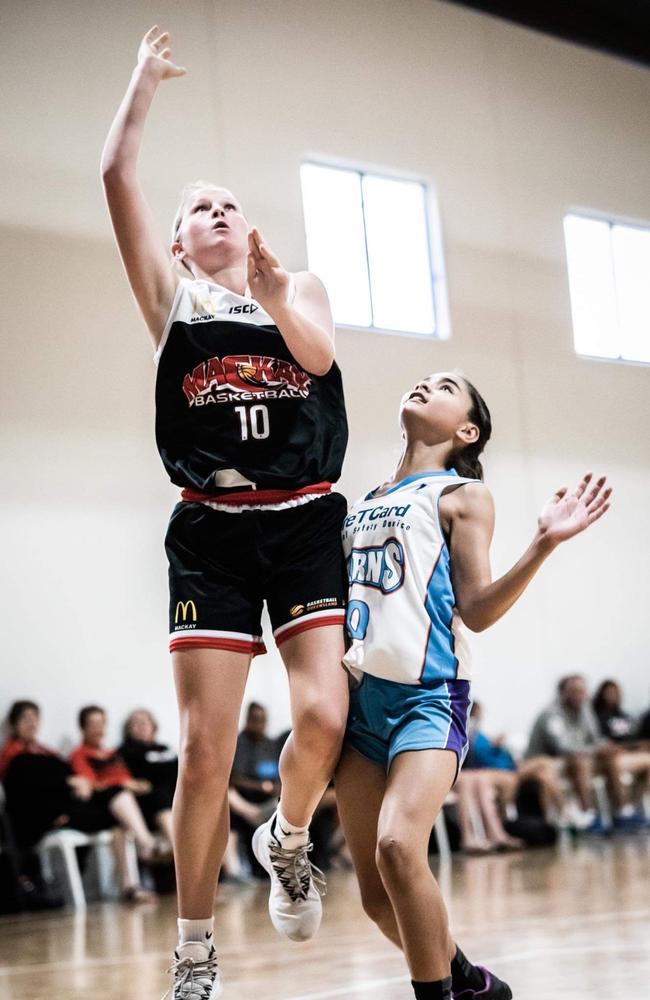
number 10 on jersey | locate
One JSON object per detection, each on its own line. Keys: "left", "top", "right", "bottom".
{"left": 234, "top": 405, "right": 270, "bottom": 440}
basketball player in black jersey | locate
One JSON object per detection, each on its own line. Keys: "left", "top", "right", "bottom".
{"left": 102, "top": 27, "right": 349, "bottom": 999}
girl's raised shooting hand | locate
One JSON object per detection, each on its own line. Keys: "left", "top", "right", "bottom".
{"left": 101, "top": 26, "right": 185, "bottom": 346}
{"left": 537, "top": 474, "right": 612, "bottom": 549}
{"left": 247, "top": 228, "right": 292, "bottom": 315}
{"left": 137, "top": 25, "right": 186, "bottom": 80}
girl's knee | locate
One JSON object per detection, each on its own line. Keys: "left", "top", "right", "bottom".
{"left": 292, "top": 702, "right": 346, "bottom": 755}
{"left": 179, "top": 728, "right": 233, "bottom": 788}
{"left": 375, "top": 830, "right": 419, "bottom": 881}
{"left": 110, "top": 788, "right": 134, "bottom": 810}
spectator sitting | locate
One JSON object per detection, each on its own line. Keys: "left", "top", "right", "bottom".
{"left": 2, "top": 701, "right": 155, "bottom": 903}
{"left": 592, "top": 681, "right": 650, "bottom": 811}
{"left": 457, "top": 703, "right": 523, "bottom": 853}
{"left": 118, "top": 709, "right": 176, "bottom": 846}
{"left": 466, "top": 702, "right": 517, "bottom": 771}
{"left": 0, "top": 700, "right": 58, "bottom": 782}
{"left": 231, "top": 702, "right": 280, "bottom": 806}
{"left": 593, "top": 680, "right": 636, "bottom": 743}
{"left": 230, "top": 703, "right": 280, "bottom": 878}
{"left": 526, "top": 675, "right": 639, "bottom": 828}
{"left": 639, "top": 706, "right": 650, "bottom": 743}
{"left": 70, "top": 705, "right": 170, "bottom": 891}
{"left": 468, "top": 702, "right": 564, "bottom": 818}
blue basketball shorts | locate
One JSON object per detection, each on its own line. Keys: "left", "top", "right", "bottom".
{"left": 345, "top": 673, "right": 471, "bottom": 776}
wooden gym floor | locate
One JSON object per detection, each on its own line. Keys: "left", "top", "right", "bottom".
{"left": 0, "top": 834, "right": 648, "bottom": 1000}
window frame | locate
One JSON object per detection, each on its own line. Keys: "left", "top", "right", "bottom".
{"left": 564, "top": 207, "right": 650, "bottom": 368}
{"left": 300, "top": 157, "right": 451, "bottom": 341}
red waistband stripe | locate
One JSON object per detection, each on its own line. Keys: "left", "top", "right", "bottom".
{"left": 180, "top": 481, "right": 332, "bottom": 507}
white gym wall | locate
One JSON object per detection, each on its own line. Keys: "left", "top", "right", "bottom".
{"left": 1, "top": 0, "right": 648, "bottom": 749}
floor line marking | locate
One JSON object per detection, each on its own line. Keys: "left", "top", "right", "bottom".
{"left": 0, "top": 907, "right": 648, "bottom": 978}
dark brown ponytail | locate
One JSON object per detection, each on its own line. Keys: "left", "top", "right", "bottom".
{"left": 448, "top": 378, "right": 492, "bottom": 481}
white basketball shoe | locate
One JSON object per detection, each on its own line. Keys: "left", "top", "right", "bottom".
{"left": 164, "top": 940, "right": 223, "bottom": 999}
{"left": 252, "top": 812, "right": 326, "bottom": 941}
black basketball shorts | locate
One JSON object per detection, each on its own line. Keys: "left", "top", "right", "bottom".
{"left": 165, "top": 492, "right": 348, "bottom": 656}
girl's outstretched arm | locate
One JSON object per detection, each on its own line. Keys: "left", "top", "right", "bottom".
{"left": 101, "top": 27, "right": 186, "bottom": 345}
{"left": 449, "top": 474, "right": 612, "bottom": 632}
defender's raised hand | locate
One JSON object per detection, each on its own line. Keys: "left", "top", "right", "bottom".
{"left": 247, "top": 227, "right": 292, "bottom": 315}
{"left": 538, "top": 473, "right": 612, "bottom": 547}
{"left": 137, "top": 25, "right": 186, "bottom": 80}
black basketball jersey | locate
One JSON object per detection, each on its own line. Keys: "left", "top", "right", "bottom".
{"left": 154, "top": 278, "right": 348, "bottom": 493}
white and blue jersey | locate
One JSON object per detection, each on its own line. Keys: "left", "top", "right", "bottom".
{"left": 341, "top": 470, "right": 473, "bottom": 772}
{"left": 342, "top": 470, "right": 473, "bottom": 686}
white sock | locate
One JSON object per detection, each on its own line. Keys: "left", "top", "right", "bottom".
{"left": 274, "top": 808, "right": 310, "bottom": 848}
{"left": 177, "top": 916, "right": 214, "bottom": 949}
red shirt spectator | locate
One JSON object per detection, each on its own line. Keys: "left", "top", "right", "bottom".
{"left": 0, "top": 736, "right": 57, "bottom": 782}
{"left": 0, "top": 701, "right": 57, "bottom": 781}
{"left": 68, "top": 743, "right": 132, "bottom": 789}
{"left": 69, "top": 704, "right": 135, "bottom": 791}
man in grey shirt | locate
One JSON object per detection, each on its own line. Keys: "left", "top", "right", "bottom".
{"left": 527, "top": 675, "right": 603, "bottom": 758}
{"left": 527, "top": 675, "right": 629, "bottom": 826}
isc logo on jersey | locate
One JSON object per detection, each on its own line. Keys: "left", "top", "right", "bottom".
{"left": 190, "top": 291, "right": 260, "bottom": 320}
{"left": 228, "top": 303, "right": 259, "bottom": 315}
{"left": 348, "top": 538, "right": 405, "bottom": 594}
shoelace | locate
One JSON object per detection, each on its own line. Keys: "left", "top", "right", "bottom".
{"left": 268, "top": 839, "right": 327, "bottom": 902}
{"left": 161, "top": 951, "right": 219, "bottom": 1000}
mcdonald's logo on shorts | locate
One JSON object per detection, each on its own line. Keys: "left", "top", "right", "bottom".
{"left": 175, "top": 600, "right": 198, "bottom": 625}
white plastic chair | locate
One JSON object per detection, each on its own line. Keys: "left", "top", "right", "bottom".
{"left": 432, "top": 809, "right": 452, "bottom": 863}
{"left": 591, "top": 775, "right": 613, "bottom": 830}
{"left": 37, "top": 827, "right": 139, "bottom": 909}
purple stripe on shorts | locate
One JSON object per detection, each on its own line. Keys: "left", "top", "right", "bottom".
{"left": 445, "top": 679, "right": 471, "bottom": 757}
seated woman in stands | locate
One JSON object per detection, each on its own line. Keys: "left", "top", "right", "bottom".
{"left": 119, "top": 708, "right": 176, "bottom": 845}
{"left": 592, "top": 681, "right": 650, "bottom": 817}
{"left": 70, "top": 704, "right": 174, "bottom": 864}
{"left": 1, "top": 700, "right": 156, "bottom": 902}
{"left": 456, "top": 701, "right": 564, "bottom": 852}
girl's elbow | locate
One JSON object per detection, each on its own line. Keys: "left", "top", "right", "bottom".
{"left": 459, "top": 608, "right": 490, "bottom": 633}
{"left": 100, "top": 155, "right": 118, "bottom": 182}
{"left": 311, "top": 361, "right": 333, "bottom": 377}
{"left": 307, "top": 348, "right": 335, "bottom": 376}
{"left": 100, "top": 159, "right": 134, "bottom": 188}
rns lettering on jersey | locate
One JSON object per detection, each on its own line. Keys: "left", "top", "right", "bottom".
{"left": 347, "top": 538, "right": 405, "bottom": 594}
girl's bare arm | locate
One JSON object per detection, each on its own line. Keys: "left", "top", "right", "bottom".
{"left": 447, "top": 475, "right": 611, "bottom": 632}
{"left": 101, "top": 27, "right": 185, "bottom": 345}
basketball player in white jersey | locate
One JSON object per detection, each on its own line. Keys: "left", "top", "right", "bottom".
{"left": 336, "top": 372, "right": 611, "bottom": 1000}
{"left": 102, "top": 28, "right": 349, "bottom": 999}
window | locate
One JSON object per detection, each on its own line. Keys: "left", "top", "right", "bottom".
{"left": 300, "top": 163, "right": 447, "bottom": 337}
{"left": 564, "top": 213, "right": 650, "bottom": 363}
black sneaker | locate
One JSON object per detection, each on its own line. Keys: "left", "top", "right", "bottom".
{"left": 453, "top": 966, "right": 513, "bottom": 999}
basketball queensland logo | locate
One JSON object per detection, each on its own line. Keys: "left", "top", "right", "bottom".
{"left": 174, "top": 600, "right": 197, "bottom": 630}
{"left": 182, "top": 354, "right": 312, "bottom": 407}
